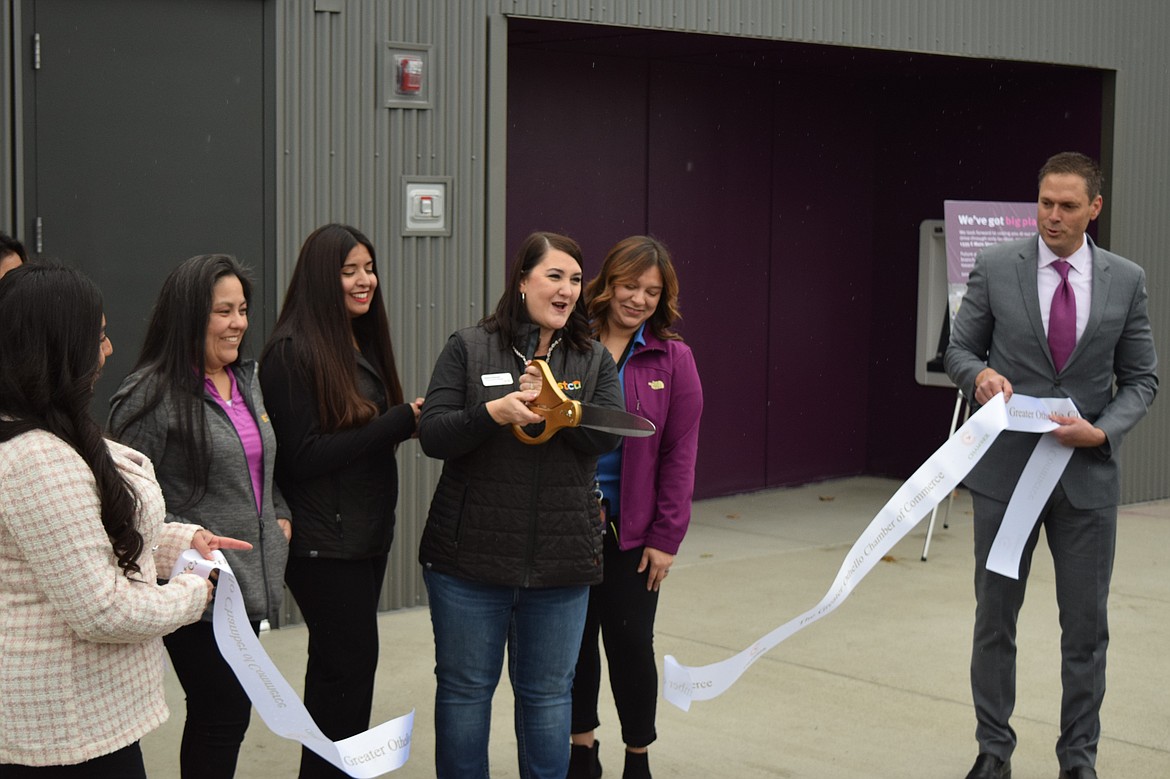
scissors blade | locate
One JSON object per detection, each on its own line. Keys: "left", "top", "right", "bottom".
{"left": 575, "top": 404, "right": 656, "bottom": 437}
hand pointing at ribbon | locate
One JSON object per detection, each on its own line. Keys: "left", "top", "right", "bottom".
{"left": 190, "top": 528, "right": 253, "bottom": 560}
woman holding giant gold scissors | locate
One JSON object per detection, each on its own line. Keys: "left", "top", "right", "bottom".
{"left": 417, "top": 231, "right": 624, "bottom": 779}
{"left": 569, "top": 235, "right": 704, "bottom": 779}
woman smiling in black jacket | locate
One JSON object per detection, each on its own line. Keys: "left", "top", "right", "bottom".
{"left": 260, "top": 224, "right": 421, "bottom": 779}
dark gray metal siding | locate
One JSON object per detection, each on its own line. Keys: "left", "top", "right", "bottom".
{"left": 274, "top": 0, "right": 496, "bottom": 613}
{"left": 1, "top": 0, "right": 16, "bottom": 233}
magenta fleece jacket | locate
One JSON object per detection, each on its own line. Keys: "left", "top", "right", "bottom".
{"left": 614, "top": 330, "right": 703, "bottom": 554}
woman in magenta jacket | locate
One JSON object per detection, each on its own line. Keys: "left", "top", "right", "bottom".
{"left": 569, "top": 235, "right": 703, "bottom": 779}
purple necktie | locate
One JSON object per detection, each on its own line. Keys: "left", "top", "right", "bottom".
{"left": 1048, "top": 259, "right": 1076, "bottom": 372}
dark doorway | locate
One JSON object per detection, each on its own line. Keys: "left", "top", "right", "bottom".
{"left": 20, "top": 0, "right": 274, "bottom": 414}
{"left": 507, "top": 19, "right": 1104, "bottom": 498}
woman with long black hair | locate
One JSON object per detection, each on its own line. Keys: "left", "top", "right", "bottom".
{"left": 109, "top": 254, "right": 290, "bottom": 778}
{"left": 260, "top": 224, "right": 422, "bottom": 778}
{"left": 0, "top": 263, "right": 249, "bottom": 777}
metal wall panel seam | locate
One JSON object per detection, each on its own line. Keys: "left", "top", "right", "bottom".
{"left": 329, "top": 14, "right": 345, "bottom": 221}
{"left": 302, "top": 4, "right": 320, "bottom": 230}
{"left": 354, "top": 3, "right": 373, "bottom": 226}
{"left": 0, "top": 0, "right": 13, "bottom": 231}
{"left": 305, "top": 4, "right": 320, "bottom": 226}
{"left": 387, "top": 0, "right": 415, "bottom": 608}
{"left": 314, "top": 12, "right": 331, "bottom": 222}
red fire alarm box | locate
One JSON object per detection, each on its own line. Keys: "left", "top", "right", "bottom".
{"left": 397, "top": 56, "right": 423, "bottom": 95}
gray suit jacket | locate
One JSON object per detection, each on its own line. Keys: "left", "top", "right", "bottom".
{"left": 945, "top": 236, "right": 1157, "bottom": 509}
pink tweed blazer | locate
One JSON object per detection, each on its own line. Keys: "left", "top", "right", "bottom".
{"left": 0, "top": 430, "right": 209, "bottom": 767}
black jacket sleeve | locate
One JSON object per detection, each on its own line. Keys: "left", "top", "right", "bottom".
{"left": 418, "top": 335, "right": 503, "bottom": 460}
{"left": 259, "top": 339, "right": 416, "bottom": 481}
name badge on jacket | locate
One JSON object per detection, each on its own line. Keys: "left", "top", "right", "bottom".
{"left": 481, "top": 372, "right": 513, "bottom": 387}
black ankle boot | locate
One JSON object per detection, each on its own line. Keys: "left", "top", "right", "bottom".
{"left": 567, "top": 740, "right": 602, "bottom": 779}
{"left": 622, "top": 750, "right": 650, "bottom": 779}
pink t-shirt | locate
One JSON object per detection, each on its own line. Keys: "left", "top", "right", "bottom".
{"left": 205, "top": 370, "right": 264, "bottom": 515}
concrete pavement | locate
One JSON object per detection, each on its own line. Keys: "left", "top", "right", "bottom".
{"left": 141, "top": 478, "right": 1170, "bottom": 777}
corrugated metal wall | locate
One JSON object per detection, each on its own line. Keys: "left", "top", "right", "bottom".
{"left": 273, "top": 0, "right": 498, "bottom": 617}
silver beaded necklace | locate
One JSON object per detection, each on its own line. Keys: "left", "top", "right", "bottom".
{"left": 512, "top": 336, "right": 560, "bottom": 367}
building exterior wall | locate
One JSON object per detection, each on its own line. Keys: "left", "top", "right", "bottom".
{"left": 3, "top": 1, "right": 1168, "bottom": 616}
{"left": 492, "top": 0, "right": 1170, "bottom": 501}
{"left": 268, "top": 1, "right": 1170, "bottom": 615}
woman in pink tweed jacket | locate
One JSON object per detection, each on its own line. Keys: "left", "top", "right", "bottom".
{"left": 0, "top": 264, "right": 250, "bottom": 776}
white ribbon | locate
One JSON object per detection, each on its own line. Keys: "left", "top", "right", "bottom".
{"left": 171, "top": 551, "right": 414, "bottom": 776}
{"left": 663, "top": 393, "right": 1079, "bottom": 712}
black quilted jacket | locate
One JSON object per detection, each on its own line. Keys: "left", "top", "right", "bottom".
{"left": 418, "top": 324, "right": 622, "bottom": 588}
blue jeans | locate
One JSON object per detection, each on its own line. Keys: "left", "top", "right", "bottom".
{"left": 424, "top": 569, "right": 590, "bottom": 779}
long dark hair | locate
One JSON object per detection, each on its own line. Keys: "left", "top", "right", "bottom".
{"left": 110, "top": 254, "right": 252, "bottom": 511}
{"left": 261, "top": 224, "right": 404, "bottom": 430}
{"left": 482, "top": 231, "right": 592, "bottom": 353}
{"left": 586, "top": 235, "right": 683, "bottom": 342}
{"left": 0, "top": 264, "right": 144, "bottom": 576}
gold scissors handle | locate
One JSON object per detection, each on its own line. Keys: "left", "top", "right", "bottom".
{"left": 511, "top": 359, "right": 583, "bottom": 445}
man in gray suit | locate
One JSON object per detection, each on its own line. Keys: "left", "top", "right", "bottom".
{"left": 946, "top": 152, "right": 1157, "bottom": 779}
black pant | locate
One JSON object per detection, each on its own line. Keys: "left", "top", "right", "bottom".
{"left": 571, "top": 526, "right": 660, "bottom": 748}
{"left": 163, "top": 619, "right": 260, "bottom": 778}
{"left": 284, "top": 554, "right": 388, "bottom": 778}
{"left": 0, "top": 743, "right": 145, "bottom": 778}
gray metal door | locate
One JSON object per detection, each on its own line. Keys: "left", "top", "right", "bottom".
{"left": 21, "top": 0, "right": 274, "bottom": 412}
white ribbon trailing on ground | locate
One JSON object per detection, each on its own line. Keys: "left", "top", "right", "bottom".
{"left": 171, "top": 551, "right": 414, "bottom": 776}
{"left": 663, "top": 393, "right": 1078, "bottom": 712}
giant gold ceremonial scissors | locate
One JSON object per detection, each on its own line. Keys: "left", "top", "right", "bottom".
{"left": 511, "top": 359, "right": 656, "bottom": 445}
